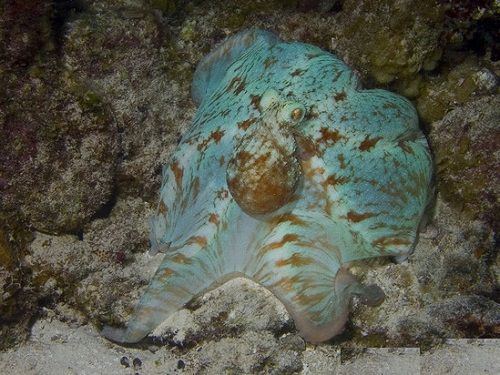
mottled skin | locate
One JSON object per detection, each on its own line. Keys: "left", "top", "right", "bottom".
{"left": 102, "top": 29, "right": 433, "bottom": 344}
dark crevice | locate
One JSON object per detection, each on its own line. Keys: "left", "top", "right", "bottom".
{"left": 93, "top": 193, "right": 118, "bottom": 221}
{"left": 467, "top": 16, "right": 499, "bottom": 61}
{"left": 51, "top": 0, "right": 87, "bottom": 53}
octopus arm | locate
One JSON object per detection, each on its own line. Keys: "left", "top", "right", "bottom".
{"left": 102, "top": 205, "right": 262, "bottom": 343}
{"left": 245, "top": 210, "right": 384, "bottom": 342}
{"left": 102, "top": 233, "right": 224, "bottom": 343}
{"left": 191, "top": 29, "right": 279, "bottom": 106}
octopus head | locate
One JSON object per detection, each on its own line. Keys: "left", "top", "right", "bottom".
{"left": 227, "top": 89, "right": 305, "bottom": 216}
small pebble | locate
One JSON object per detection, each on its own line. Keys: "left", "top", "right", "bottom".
{"left": 120, "top": 356, "right": 130, "bottom": 368}
{"left": 133, "top": 357, "right": 142, "bottom": 368}
{"left": 280, "top": 334, "right": 306, "bottom": 351}
{"left": 177, "top": 359, "right": 185, "bottom": 369}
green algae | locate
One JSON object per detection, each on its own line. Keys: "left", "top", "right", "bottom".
{"left": 331, "top": 0, "right": 444, "bottom": 96}
{"left": 417, "top": 57, "right": 498, "bottom": 124}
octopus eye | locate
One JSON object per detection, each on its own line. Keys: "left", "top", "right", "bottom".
{"left": 281, "top": 102, "right": 305, "bottom": 124}
{"left": 291, "top": 108, "right": 303, "bottom": 121}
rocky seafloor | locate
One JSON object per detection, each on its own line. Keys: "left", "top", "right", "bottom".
{"left": 0, "top": 0, "right": 499, "bottom": 373}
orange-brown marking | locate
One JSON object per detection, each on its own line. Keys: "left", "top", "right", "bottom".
{"left": 305, "top": 107, "right": 319, "bottom": 120}
{"left": 197, "top": 129, "right": 225, "bottom": 151}
{"left": 296, "top": 134, "right": 319, "bottom": 160}
{"left": 337, "top": 154, "right": 346, "bottom": 169}
{"left": 227, "top": 77, "right": 246, "bottom": 95}
{"left": 250, "top": 94, "right": 261, "bottom": 110}
{"left": 219, "top": 155, "right": 225, "bottom": 166}
{"left": 186, "top": 134, "right": 198, "bottom": 145}
{"left": 301, "top": 158, "right": 325, "bottom": 178}
{"left": 237, "top": 118, "right": 256, "bottom": 131}
{"left": 171, "top": 161, "right": 184, "bottom": 188}
{"left": 334, "top": 91, "right": 347, "bottom": 101}
{"left": 276, "top": 253, "right": 314, "bottom": 267}
{"left": 270, "top": 213, "right": 308, "bottom": 227}
{"left": 158, "top": 200, "right": 168, "bottom": 214}
{"left": 217, "top": 189, "right": 229, "bottom": 199}
{"left": 372, "top": 236, "right": 411, "bottom": 249}
{"left": 345, "top": 210, "right": 377, "bottom": 222}
{"left": 159, "top": 267, "right": 175, "bottom": 281}
{"left": 254, "top": 152, "right": 270, "bottom": 167}
{"left": 291, "top": 68, "right": 305, "bottom": 77}
{"left": 234, "top": 81, "right": 246, "bottom": 95}
{"left": 212, "top": 129, "right": 224, "bottom": 143}
{"left": 409, "top": 170, "right": 428, "bottom": 198}
{"left": 171, "top": 253, "right": 192, "bottom": 264}
{"left": 359, "top": 136, "right": 382, "bottom": 151}
{"left": 380, "top": 184, "right": 408, "bottom": 203}
{"left": 185, "top": 235, "right": 208, "bottom": 248}
{"left": 273, "top": 275, "right": 303, "bottom": 292}
{"left": 228, "top": 140, "right": 301, "bottom": 215}
{"left": 263, "top": 56, "right": 277, "bottom": 69}
{"left": 318, "top": 127, "right": 343, "bottom": 144}
{"left": 293, "top": 292, "right": 325, "bottom": 306}
{"left": 325, "top": 174, "right": 348, "bottom": 186}
{"left": 305, "top": 166, "right": 325, "bottom": 178}
{"left": 398, "top": 140, "right": 414, "bottom": 154}
{"left": 197, "top": 140, "right": 208, "bottom": 152}
{"left": 234, "top": 150, "right": 254, "bottom": 166}
{"left": 208, "top": 213, "right": 219, "bottom": 224}
{"left": 260, "top": 234, "right": 299, "bottom": 253}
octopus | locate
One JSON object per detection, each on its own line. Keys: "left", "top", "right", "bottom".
{"left": 102, "top": 29, "right": 433, "bottom": 344}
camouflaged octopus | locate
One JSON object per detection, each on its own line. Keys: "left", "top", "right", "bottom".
{"left": 102, "top": 29, "right": 433, "bottom": 344}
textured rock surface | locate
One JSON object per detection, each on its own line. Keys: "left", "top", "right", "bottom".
{"left": 417, "top": 58, "right": 498, "bottom": 124}
{"left": 62, "top": 1, "right": 194, "bottom": 200}
{"left": 153, "top": 278, "right": 293, "bottom": 345}
{"left": 352, "top": 198, "right": 498, "bottom": 346}
{"left": 412, "top": 199, "right": 497, "bottom": 298}
{"left": 429, "top": 95, "right": 499, "bottom": 227}
{"left": 0, "top": 317, "right": 498, "bottom": 374}
{"left": 440, "top": 0, "right": 499, "bottom": 59}
{"left": 0, "top": 63, "right": 119, "bottom": 234}
{"left": 0, "top": 0, "right": 54, "bottom": 70}
{"left": 24, "top": 197, "right": 160, "bottom": 326}
{"left": 329, "top": 0, "right": 444, "bottom": 96}
{"left": 0, "top": 227, "right": 26, "bottom": 349}
{"left": 0, "top": 1, "right": 119, "bottom": 234}
{"left": 0, "top": 219, "right": 36, "bottom": 350}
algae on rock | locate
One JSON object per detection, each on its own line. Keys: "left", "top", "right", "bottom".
{"left": 330, "top": 0, "right": 444, "bottom": 96}
{"left": 63, "top": 2, "right": 194, "bottom": 200}
{"left": 429, "top": 95, "right": 499, "bottom": 227}
{"left": 417, "top": 57, "right": 498, "bottom": 124}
